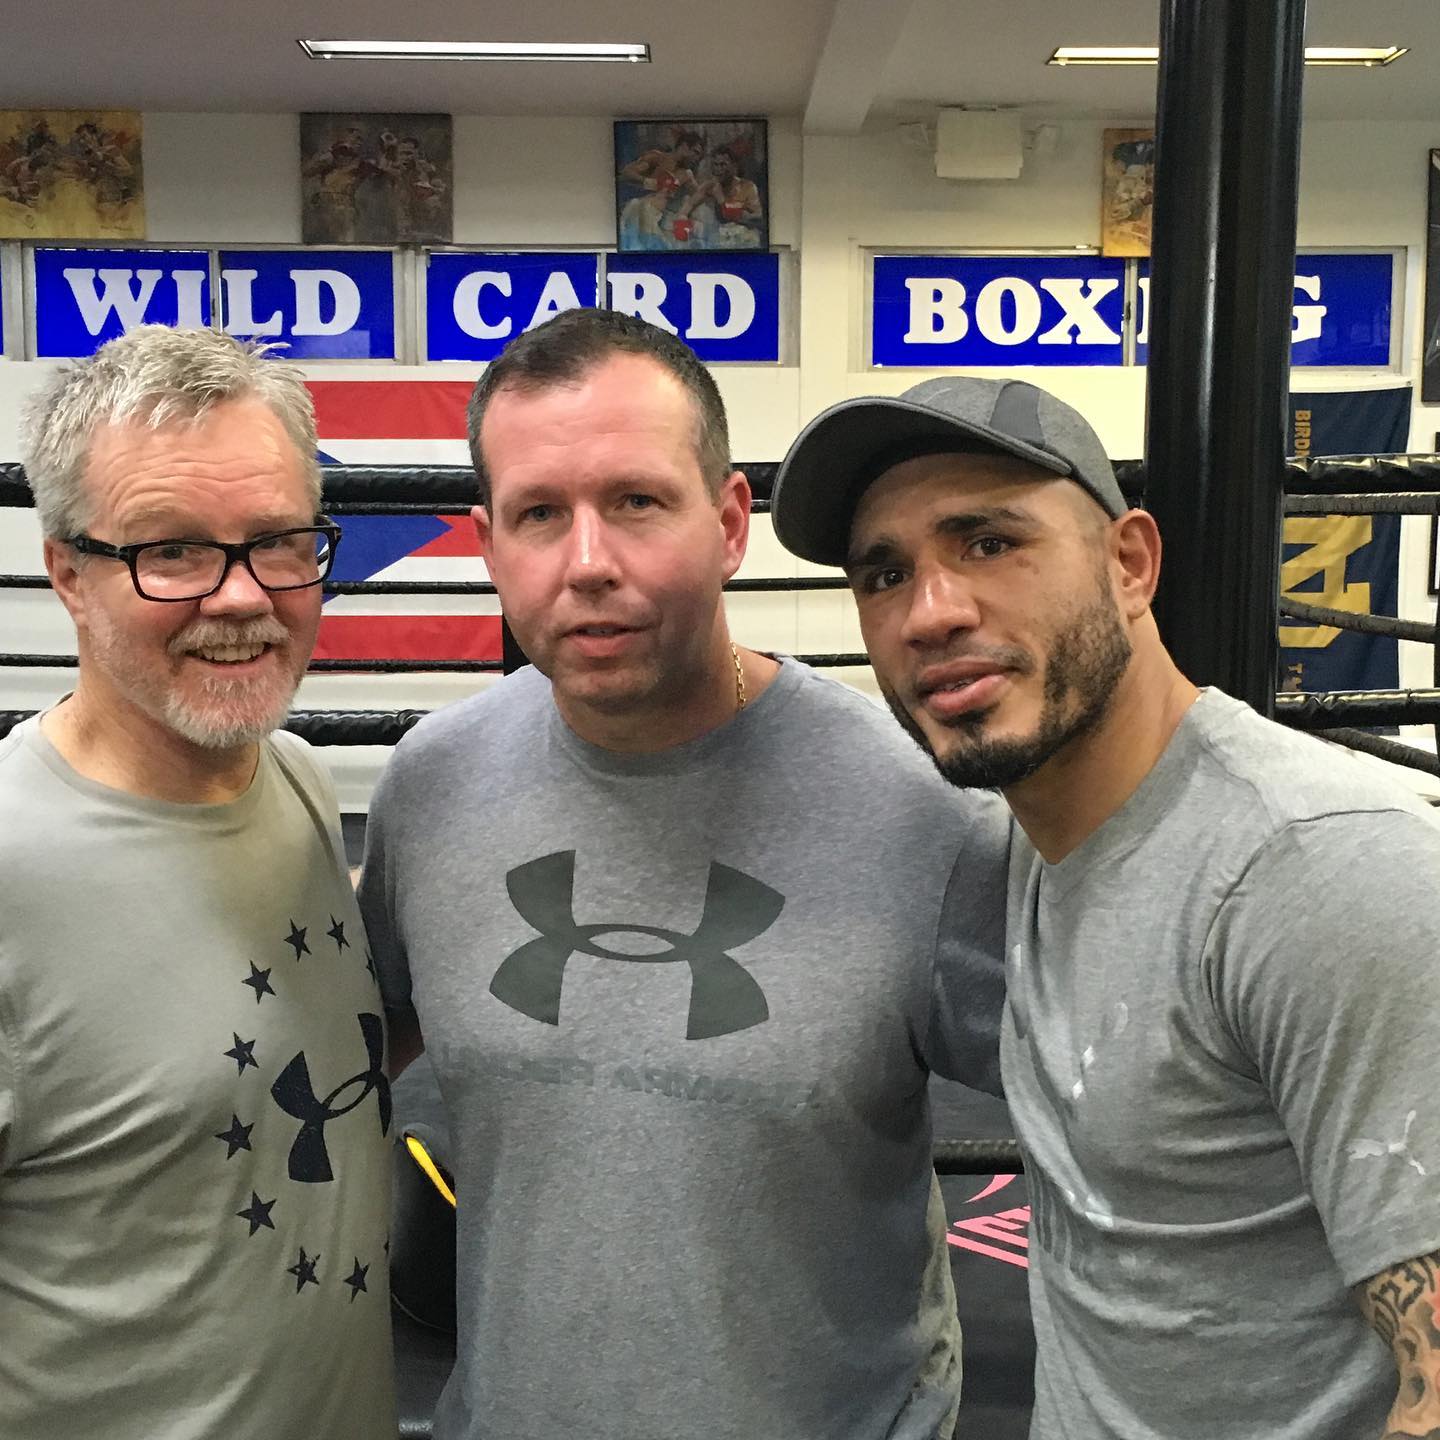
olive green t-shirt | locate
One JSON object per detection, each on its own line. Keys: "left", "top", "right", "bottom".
{"left": 0, "top": 719, "right": 396, "bottom": 1440}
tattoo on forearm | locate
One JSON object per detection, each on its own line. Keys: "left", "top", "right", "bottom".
{"left": 1360, "top": 1251, "right": 1440, "bottom": 1437}
{"left": 1365, "top": 1256, "right": 1440, "bottom": 1349}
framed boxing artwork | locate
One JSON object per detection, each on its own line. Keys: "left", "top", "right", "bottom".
{"left": 1431, "top": 432, "right": 1440, "bottom": 596}
{"left": 614, "top": 118, "right": 768, "bottom": 253}
{"left": 1100, "top": 128, "right": 1155, "bottom": 258}
{"left": 300, "top": 112, "right": 452, "bottom": 246}
{"left": 0, "top": 109, "right": 144, "bottom": 240}
{"left": 1424, "top": 150, "right": 1440, "bottom": 403}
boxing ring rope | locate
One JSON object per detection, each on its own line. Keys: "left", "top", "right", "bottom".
{"left": 3, "top": 458, "right": 1440, "bottom": 765}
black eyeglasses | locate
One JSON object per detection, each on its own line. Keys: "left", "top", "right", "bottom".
{"left": 68, "top": 520, "right": 342, "bottom": 602}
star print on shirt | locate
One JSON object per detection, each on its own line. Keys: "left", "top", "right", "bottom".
{"left": 364, "top": 947, "right": 377, "bottom": 981}
{"left": 215, "top": 1114, "right": 254, "bottom": 1159}
{"left": 343, "top": 1258, "right": 369, "bottom": 1301}
{"left": 285, "top": 921, "right": 311, "bottom": 961}
{"left": 288, "top": 1247, "right": 320, "bottom": 1293}
{"left": 327, "top": 916, "right": 350, "bottom": 952}
{"left": 224, "top": 1033, "right": 258, "bottom": 1075}
{"left": 236, "top": 1192, "right": 277, "bottom": 1235}
{"left": 243, "top": 963, "right": 276, "bottom": 1003}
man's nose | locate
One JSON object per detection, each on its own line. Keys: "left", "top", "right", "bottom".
{"left": 563, "top": 509, "right": 621, "bottom": 590}
{"left": 200, "top": 554, "right": 275, "bottom": 616}
{"left": 898, "top": 564, "right": 980, "bottom": 648}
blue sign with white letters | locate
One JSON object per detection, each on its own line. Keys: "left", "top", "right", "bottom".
{"left": 220, "top": 250, "right": 394, "bottom": 360}
{"left": 873, "top": 255, "right": 1127, "bottom": 367}
{"left": 426, "top": 252, "right": 599, "bottom": 362}
{"left": 34, "top": 247, "right": 211, "bottom": 358}
{"left": 605, "top": 251, "right": 780, "bottom": 362}
{"left": 1134, "top": 253, "right": 1394, "bottom": 367}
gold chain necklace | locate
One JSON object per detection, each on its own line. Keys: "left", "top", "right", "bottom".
{"left": 730, "top": 642, "right": 747, "bottom": 712}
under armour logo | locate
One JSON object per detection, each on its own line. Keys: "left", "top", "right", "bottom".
{"left": 490, "top": 851, "right": 783, "bottom": 1040}
{"left": 270, "top": 1013, "right": 393, "bottom": 1182}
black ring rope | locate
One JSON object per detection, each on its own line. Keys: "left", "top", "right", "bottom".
{"left": 933, "top": 1139, "right": 1024, "bottom": 1175}
{"left": 7, "top": 454, "right": 1440, "bottom": 509}
{"left": 1317, "top": 727, "right": 1440, "bottom": 779}
{"left": 5, "top": 688, "right": 1440, "bottom": 745}
{"left": 1277, "top": 598, "right": 1438, "bottom": 644}
{"left": 1283, "top": 493, "right": 1440, "bottom": 516}
{"left": 0, "top": 651, "right": 872, "bottom": 674}
{"left": 0, "top": 573, "right": 854, "bottom": 597}
{"left": 1274, "top": 688, "right": 1440, "bottom": 729}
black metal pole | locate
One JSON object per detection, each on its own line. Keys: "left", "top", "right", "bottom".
{"left": 1144, "top": 0, "right": 1307, "bottom": 717}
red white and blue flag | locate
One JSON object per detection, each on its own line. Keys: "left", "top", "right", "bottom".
{"left": 307, "top": 380, "right": 502, "bottom": 665}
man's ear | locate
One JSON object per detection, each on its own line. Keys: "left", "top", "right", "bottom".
{"left": 717, "top": 470, "right": 751, "bottom": 582}
{"left": 1109, "top": 508, "right": 1163, "bottom": 617}
{"left": 43, "top": 537, "right": 87, "bottom": 628}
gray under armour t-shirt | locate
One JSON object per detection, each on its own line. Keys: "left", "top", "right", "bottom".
{"left": 360, "top": 657, "right": 1013, "bottom": 1440}
{"left": 0, "top": 718, "right": 396, "bottom": 1440}
{"left": 1003, "top": 688, "right": 1440, "bottom": 1439}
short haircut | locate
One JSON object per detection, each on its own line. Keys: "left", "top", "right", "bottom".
{"left": 466, "top": 308, "right": 732, "bottom": 508}
{"left": 19, "top": 324, "right": 321, "bottom": 539}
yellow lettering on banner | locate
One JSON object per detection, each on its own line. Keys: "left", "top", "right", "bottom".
{"left": 1293, "top": 408, "right": 1312, "bottom": 458}
{"left": 1278, "top": 515, "right": 1372, "bottom": 648}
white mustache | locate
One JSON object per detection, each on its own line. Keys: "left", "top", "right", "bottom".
{"left": 169, "top": 619, "right": 290, "bottom": 657}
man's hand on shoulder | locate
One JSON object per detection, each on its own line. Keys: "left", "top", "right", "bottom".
{"left": 1357, "top": 1251, "right": 1440, "bottom": 1437}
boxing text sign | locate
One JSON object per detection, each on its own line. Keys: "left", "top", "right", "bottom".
{"left": 1134, "top": 252, "right": 1394, "bottom": 368}
{"left": 873, "top": 256, "right": 1127, "bottom": 368}
{"left": 425, "top": 251, "right": 780, "bottom": 362}
{"left": 34, "top": 248, "right": 397, "bottom": 359}
{"left": 874, "top": 252, "right": 1396, "bottom": 369}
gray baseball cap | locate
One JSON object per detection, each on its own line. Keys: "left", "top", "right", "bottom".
{"left": 771, "top": 376, "right": 1128, "bottom": 566}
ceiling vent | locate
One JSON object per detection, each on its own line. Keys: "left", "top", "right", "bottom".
{"left": 933, "top": 108, "right": 1024, "bottom": 180}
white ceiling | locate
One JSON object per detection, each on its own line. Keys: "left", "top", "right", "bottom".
{"left": 0, "top": 0, "right": 1433, "bottom": 126}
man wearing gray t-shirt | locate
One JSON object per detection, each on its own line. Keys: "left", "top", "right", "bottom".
{"left": 1, "top": 326, "right": 395, "bottom": 1439}
{"left": 359, "top": 309, "right": 1012, "bottom": 1440}
{"left": 773, "top": 376, "right": 1440, "bottom": 1439}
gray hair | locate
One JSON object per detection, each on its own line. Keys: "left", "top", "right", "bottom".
{"left": 19, "top": 324, "right": 321, "bottom": 539}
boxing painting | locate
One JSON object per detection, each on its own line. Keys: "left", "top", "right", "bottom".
{"left": 0, "top": 109, "right": 144, "bottom": 240}
{"left": 1100, "top": 128, "right": 1154, "bottom": 258}
{"left": 300, "top": 112, "right": 452, "bottom": 246}
{"left": 614, "top": 118, "right": 768, "bottom": 253}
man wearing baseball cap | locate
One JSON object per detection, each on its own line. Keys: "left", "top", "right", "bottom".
{"left": 772, "top": 376, "right": 1440, "bottom": 1439}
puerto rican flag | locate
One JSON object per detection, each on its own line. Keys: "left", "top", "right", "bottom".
{"left": 307, "top": 380, "right": 501, "bottom": 665}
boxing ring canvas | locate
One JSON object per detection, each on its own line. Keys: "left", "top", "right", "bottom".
{"left": 614, "top": 117, "right": 768, "bottom": 253}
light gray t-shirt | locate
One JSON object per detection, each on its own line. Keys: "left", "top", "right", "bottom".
{"left": 0, "top": 718, "right": 396, "bottom": 1440}
{"left": 360, "top": 658, "right": 1012, "bottom": 1440}
{"left": 1003, "top": 688, "right": 1440, "bottom": 1439}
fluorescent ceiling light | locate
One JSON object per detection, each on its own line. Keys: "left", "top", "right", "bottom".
{"left": 1048, "top": 47, "right": 1159, "bottom": 66}
{"left": 1302, "top": 46, "right": 1408, "bottom": 67}
{"left": 298, "top": 39, "right": 650, "bottom": 63}
{"left": 1048, "top": 45, "right": 1407, "bottom": 67}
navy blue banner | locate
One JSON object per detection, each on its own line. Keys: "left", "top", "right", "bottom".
{"left": 219, "top": 250, "right": 395, "bottom": 359}
{"left": 604, "top": 251, "right": 780, "bottom": 362}
{"left": 1138, "top": 253, "right": 1394, "bottom": 368}
{"left": 1279, "top": 388, "right": 1410, "bottom": 700}
{"left": 872, "top": 255, "right": 1127, "bottom": 367}
{"left": 34, "top": 247, "right": 211, "bottom": 357}
{"left": 426, "top": 252, "right": 599, "bottom": 362}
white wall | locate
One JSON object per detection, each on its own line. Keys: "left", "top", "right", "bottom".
{"left": 2, "top": 109, "right": 1437, "bottom": 804}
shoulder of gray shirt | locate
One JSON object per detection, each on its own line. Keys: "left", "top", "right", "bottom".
{"left": 1190, "top": 690, "right": 1436, "bottom": 841}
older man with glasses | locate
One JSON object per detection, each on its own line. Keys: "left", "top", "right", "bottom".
{"left": 0, "top": 325, "right": 396, "bottom": 1440}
